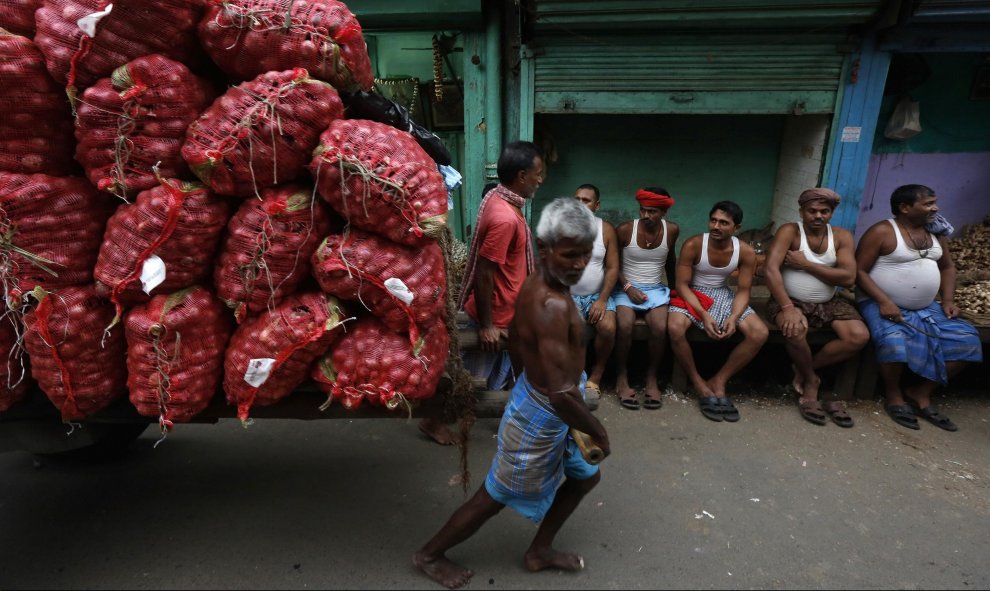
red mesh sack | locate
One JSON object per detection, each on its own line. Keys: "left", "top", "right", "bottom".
{"left": 0, "top": 301, "right": 29, "bottom": 412}
{"left": 75, "top": 54, "right": 216, "bottom": 200}
{"left": 0, "top": 0, "right": 44, "bottom": 37}
{"left": 312, "top": 315, "right": 449, "bottom": 411}
{"left": 93, "top": 178, "right": 230, "bottom": 319}
{"left": 310, "top": 119, "right": 448, "bottom": 246}
{"left": 312, "top": 228, "right": 446, "bottom": 348}
{"left": 0, "top": 173, "right": 117, "bottom": 298}
{"left": 199, "top": 0, "right": 373, "bottom": 92}
{"left": 22, "top": 285, "right": 127, "bottom": 420}
{"left": 223, "top": 292, "right": 346, "bottom": 421}
{"left": 0, "top": 30, "right": 76, "bottom": 175}
{"left": 33, "top": 0, "right": 204, "bottom": 92}
{"left": 214, "top": 184, "right": 330, "bottom": 323}
{"left": 181, "top": 69, "right": 344, "bottom": 198}
{"left": 126, "top": 287, "right": 232, "bottom": 432}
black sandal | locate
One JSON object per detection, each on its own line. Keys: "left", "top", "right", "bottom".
{"left": 885, "top": 404, "right": 920, "bottom": 430}
{"left": 619, "top": 392, "right": 640, "bottom": 410}
{"left": 916, "top": 406, "right": 957, "bottom": 432}
{"left": 718, "top": 397, "right": 740, "bottom": 422}
{"left": 698, "top": 396, "right": 723, "bottom": 422}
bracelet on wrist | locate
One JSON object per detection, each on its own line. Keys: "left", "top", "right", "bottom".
{"left": 623, "top": 282, "right": 632, "bottom": 292}
{"left": 780, "top": 302, "right": 794, "bottom": 311}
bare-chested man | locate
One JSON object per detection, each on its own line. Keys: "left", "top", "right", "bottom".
{"left": 414, "top": 197, "right": 610, "bottom": 589}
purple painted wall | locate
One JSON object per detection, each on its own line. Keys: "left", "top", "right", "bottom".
{"left": 854, "top": 151, "right": 990, "bottom": 241}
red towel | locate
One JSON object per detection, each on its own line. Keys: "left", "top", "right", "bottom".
{"left": 669, "top": 289, "right": 715, "bottom": 321}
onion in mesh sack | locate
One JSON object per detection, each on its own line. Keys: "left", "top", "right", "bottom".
{"left": 126, "top": 286, "right": 232, "bottom": 433}
{"left": 0, "top": 0, "right": 45, "bottom": 37}
{"left": 22, "top": 285, "right": 127, "bottom": 421}
{"left": 33, "top": 0, "right": 204, "bottom": 92}
{"left": 312, "top": 314, "right": 449, "bottom": 411}
{"left": 0, "top": 30, "right": 76, "bottom": 175}
{"left": 182, "top": 68, "right": 343, "bottom": 198}
{"left": 214, "top": 184, "right": 331, "bottom": 323}
{"left": 75, "top": 54, "right": 216, "bottom": 200}
{"left": 312, "top": 228, "right": 446, "bottom": 348}
{"left": 93, "top": 177, "right": 230, "bottom": 321}
{"left": 198, "top": 0, "right": 373, "bottom": 92}
{"left": 0, "top": 172, "right": 117, "bottom": 299}
{"left": 310, "top": 119, "right": 448, "bottom": 246}
{"left": 223, "top": 291, "right": 347, "bottom": 422}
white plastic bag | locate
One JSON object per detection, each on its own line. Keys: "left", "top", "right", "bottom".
{"left": 884, "top": 96, "right": 922, "bottom": 141}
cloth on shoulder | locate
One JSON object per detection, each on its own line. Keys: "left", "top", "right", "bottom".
{"left": 485, "top": 372, "right": 598, "bottom": 523}
{"left": 858, "top": 298, "right": 982, "bottom": 384}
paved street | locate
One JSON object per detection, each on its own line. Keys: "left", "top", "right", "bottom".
{"left": 1, "top": 382, "right": 989, "bottom": 590}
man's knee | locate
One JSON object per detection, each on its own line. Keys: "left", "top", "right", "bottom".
{"left": 747, "top": 318, "right": 770, "bottom": 343}
{"left": 847, "top": 323, "right": 871, "bottom": 349}
{"left": 596, "top": 312, "right": 616, "bottom": 338}
{"left": 667, "top": 314, "right": 690, "bottom": 340}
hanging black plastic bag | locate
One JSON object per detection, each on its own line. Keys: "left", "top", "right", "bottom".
{"left": 340, "top": 90, "right": 453, "bottom": 165}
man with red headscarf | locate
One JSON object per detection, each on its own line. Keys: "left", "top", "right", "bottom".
{"left": 763, "top": 188, "right": 868, "bottom": 428}
{"left": 611, "top": 187, "right": 679, "bottom": 410}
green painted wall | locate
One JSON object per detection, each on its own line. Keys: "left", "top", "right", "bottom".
{"left": 873, "top": 53, "right": 990, "bottom": 154}
{"left": 532, "top": 114, "right": 785, "bottom": 240}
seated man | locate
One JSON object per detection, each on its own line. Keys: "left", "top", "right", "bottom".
{"left": 570, "top": 184, "right": 619, "bottom": 401}
{"left": 414, "top": 197, "right": 610, "bottom": 589}
{"left": 763, "top": 188, "right": 869, "bottom": 428}
{"left": 611, "top": 188, "right": 679, "bottom": 410}
{"left": 855, "top": 184, "right": 982, "bottom": 431}
{"left": 668, "top": 201, "right": 769, "bottom": 422}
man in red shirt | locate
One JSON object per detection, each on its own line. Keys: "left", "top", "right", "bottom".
{"left": 420, "top": 141, "right": 545, "bottom": 445}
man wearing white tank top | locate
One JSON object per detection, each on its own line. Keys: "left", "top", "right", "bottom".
{"left": 612, "top": 188, "right": 680, "bottom": 410}
{"left": 570, "top": 184, "right": 619, "bottom": 400}
{"left": 855, "top": 184, "right": 982, "bottom": 432}
{"left": 763, "top": 188, "right": 869, "bottom": 428}
{"left": 668, "top": 201, "right": 769, "bottom": 422}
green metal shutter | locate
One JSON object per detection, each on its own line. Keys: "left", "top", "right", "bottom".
{"left": 532, "top": 32, "right": 851, "bottom": 115}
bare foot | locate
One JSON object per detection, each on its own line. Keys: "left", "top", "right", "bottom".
{"left": 414, "top": 551, "right": 473, "bottom": 589}
{"left": 707, "top": 377, "right": 727, "bottom": 397}
{"left": 691, "top": 376, "right": 716, "bottom": 397}
{"left": 524, "top": 548, "right": 585, "bottom": 572}
{"left": 418, "top": 418, "right": 463, "bottom": 446}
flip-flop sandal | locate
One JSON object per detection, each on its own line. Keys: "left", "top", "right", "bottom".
{"left": 718, "top": 397, "right": 740, "bottom": 422}
{"left": 618, "top": 392, "right": 640, "bottom": 410}
{"left": 698, "top": 396, "right": 723, "bottom": 422}
{"left": 585, "top": 381, "right": 602, "bottom": 400}
{"left": 885, "top": 404, "right": 920, "bottom": 430}
{"left": 643, "top": 392, "right": 663, "bottom": 410}
{"left": 916, "top": 406, "right": 957, "bottom": 432}
{"left": 822, "top": 400, "right": 854, "bottom": 428}
{"left": 798, "top": 399, "right": 828, "bottom": 426}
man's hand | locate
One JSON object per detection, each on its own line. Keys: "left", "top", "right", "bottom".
{"left": 588, "top": 299, "right": 607, "bottom": 324}
{"left": 627, "top": 287, "right": 647, "bottom": 305}
{"left": 702, "top": 313, "right": 722, "bottom": 340}
{"left": 942, "top": 301, "right": 960, "bottom": 319}
{"left": 719, "top": 314, "right": 739, "bottom": 340}
{"left": 777, "top": 308, "right": 807, "bottom": 339}
{"left": 878, "top": 301, "right": 903, "bottom": 323}
{"left": 479, "top": 326, "right": 506, "bottom": 352}
{"left": 783, "top": 249, "right": 809, "bottom": 270}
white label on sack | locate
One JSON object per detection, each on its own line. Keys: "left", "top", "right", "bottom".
{"left": 244, "top": 358, "right": 276, "bottom": 387}
{"left": 139, "top": 255, "right": 166, "bottom": 295}
{"left": 77, "top": 4, "right": 114, "bottom": 37}
{"left": 384, "top": 277, "right": 414, "bottom": 305}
